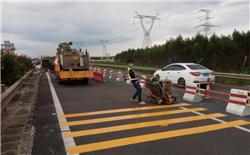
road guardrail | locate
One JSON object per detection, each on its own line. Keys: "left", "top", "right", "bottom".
{"left": 1, "top": 69, "right": 33, "bottom": 112}
{"left": 91, "top": 63, "right": 250, "bottom": 80}
{"left": 214, "top": 72, "right": 250, "bottom": 80}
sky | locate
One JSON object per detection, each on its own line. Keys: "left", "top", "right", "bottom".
{"left": 1, "top": 0, "right": 249, "bottom": 58}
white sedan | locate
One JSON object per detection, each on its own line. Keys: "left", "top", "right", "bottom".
{"left": 154, "top": 63, "right": 215, "bottom": 86}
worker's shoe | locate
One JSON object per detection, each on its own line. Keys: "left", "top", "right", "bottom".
{"left": 158, "top": 99, "right": 163, "bottom": 104}
{"left": 130, "top": 98, "right": 137, "bottom": 102}
{"left": 138, "top": 101, "right": 146, "bottom": 105}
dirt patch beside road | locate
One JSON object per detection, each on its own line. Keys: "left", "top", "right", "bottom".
{"left": 1, "top": 73, "right": 40, "bottom": 155}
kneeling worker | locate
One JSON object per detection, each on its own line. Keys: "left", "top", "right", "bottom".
{"left": 127, "top": 60, "right": 146, "bottom": 105}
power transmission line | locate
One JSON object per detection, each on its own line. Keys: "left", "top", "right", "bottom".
{"left": 134, "top": 11, "right": 160, "bottom": 48}
{"left": 195, "top": 9, "right": 219, "bottom": 36}
{"left": 109, "top": 24, "right": 139, "bottom": 44}
{"left": 72, "top": 41, "right": 84, "bottom": 51}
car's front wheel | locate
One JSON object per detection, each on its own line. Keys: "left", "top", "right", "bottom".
{"left": 178, "top": 78, "right": 185, "bottom": 86}
{"left": 58, "top": 78, "right": 64, "bottom": 84}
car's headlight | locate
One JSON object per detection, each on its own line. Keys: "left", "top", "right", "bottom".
{"left": 210, "top": 72, "right": 214, "bottom": 76}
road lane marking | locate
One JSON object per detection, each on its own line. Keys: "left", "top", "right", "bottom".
{"left": 58, "top": 103, "right": 191, "bottom": 118}
{"left": 64, "top": 113, "right": 225, "bottom": 138}
{"left": 179, "top": 106, "right": 250, "bottom": 133}
{"left": 59, "top": 107, "right": 206, "bottom": 126}
{"left": 46, "top": 72, "right": 78, "bottom": 155}
{"left": 68, "top": 120, "right": 250, "bottom": 154}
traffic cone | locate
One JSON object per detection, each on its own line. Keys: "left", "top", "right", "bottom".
{"left": 109, "top": 70, "right": 113, "bottom": 79}
{"left": 116, "top": 72, "right": 121, "bottom": 81}
{"left": 123, "top": 73, "right": 127, "bottom": 81}
{"left": 103, "top": 69, "right": 107, "bottom": 77}
{"left": 139, "top": 75, "right": 146, "bottom": 88}
{"left": 205, "top": 83, "right": 211, "bottom": 99}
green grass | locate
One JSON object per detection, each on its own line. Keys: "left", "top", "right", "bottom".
{"left": 215, "top": 77, "right": 250, "bottom": 86}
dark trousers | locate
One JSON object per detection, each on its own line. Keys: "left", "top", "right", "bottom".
{"left": 132, "top": 81, "right": 142, "bottom": 102}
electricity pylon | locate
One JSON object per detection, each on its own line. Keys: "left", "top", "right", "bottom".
{"left": 195, "top": 9, "right": 218, "bottom": 36}
{"left": 134, "top": 11, "right": 160, "bottom": 48}
{"left": 100, "top": 40, "right": 109, "bottom": 59}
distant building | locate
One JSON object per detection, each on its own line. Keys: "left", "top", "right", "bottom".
{"left": 1, "top": 40, "right": 16, "bottom": 54}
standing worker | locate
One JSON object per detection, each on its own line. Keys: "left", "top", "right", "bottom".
{"left": 127, "top": 60, "right": 146, "bottom": 105}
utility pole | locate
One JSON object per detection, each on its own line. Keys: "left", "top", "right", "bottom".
{"left": 100, "top": 40, "right": 109, "bottom": 60}
{"left": 134, "top": 11, "right": 160, "bottom": 48}
{"left": 195, "top": 9, "right": 218, "bottom": 36}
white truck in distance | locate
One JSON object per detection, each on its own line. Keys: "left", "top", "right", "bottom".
{"left": 153, "top": 63, "right": 215, "bottom": 87}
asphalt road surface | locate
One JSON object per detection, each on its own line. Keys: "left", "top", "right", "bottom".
{"left": 32, "top": 72, "right": 250, "bottom": 155}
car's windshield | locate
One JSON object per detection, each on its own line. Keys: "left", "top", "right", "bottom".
{"left": 186, "top": 64, "right": 207, "bottom": 70}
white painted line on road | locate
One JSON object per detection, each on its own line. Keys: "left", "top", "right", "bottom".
{"left": 46, "top": 72, "right": 78, "bottom": 155}
{"left": 179, "top": 106, "right": 250, "bottom": 133}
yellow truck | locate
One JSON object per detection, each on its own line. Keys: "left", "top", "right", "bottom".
{"left": 54, "top": 42, "right": 93, "bottom": 84}
{"left": 40, "top": 56, "right": 54, "bottom": 70}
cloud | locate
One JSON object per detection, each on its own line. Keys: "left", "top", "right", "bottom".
{"left": 2, "top": 32, "right": 57, "bottom": 57}
{"left": 1, "top": 0, "right": 249, "bottom": 57}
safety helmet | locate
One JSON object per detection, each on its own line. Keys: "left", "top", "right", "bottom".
{"left": 154, "top": 74, "right": 160, "bottom": 81}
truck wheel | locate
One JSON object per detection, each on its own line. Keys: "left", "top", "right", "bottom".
{"left": 82, "top": 78, "right": 89, "bottom": 84}
{"left": 58, "top": 79, "right": 64, "bottom": 84}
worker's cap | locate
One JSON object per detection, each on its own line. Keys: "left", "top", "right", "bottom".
{"left": 153, "top": 74, "right": 160, "bottom": 81}
{"left": 127, "top": 59, "right": 135, "bottom": 64}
